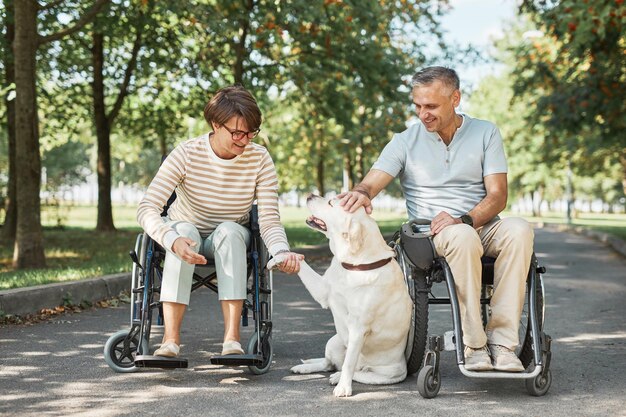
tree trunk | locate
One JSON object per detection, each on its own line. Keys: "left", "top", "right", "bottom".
{"left": 342, "top": 149, "right": 353, "bottom": 192}
{"left": 92, "top": 31, "right": 116, "bottom": 231}
{"left": 159, "top": 132, "right": 167, "bottom": 159}
{"left": 315, "top": 139, "right": 325, "bottom": 197}
{"left": 355, "top": 136, "right": 364, "bottom": 182}
{"left": 316, "top": 156, "right": 325, "bottom": 197}
{"left": 536, "top": 187, "right": 543, "bottom": 217}
{"left": 233, "top": 0, "right": 253, "bottom": 84}
{"left": 619, "top": 149, "right": 626, "bottom": 194}
{"left": 12, "top": 0, "right": 46, "bottom": 268}
{"left": 2, "top": 0, "right": 17, "bottom": 241}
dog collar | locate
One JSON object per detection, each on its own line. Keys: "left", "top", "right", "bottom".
{"left": 341, "top": 257, "right": 393, "bottom": 271}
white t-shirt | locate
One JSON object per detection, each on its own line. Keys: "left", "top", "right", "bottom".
{"left": 371, "top": 114, "right": 508, "bottom": 220}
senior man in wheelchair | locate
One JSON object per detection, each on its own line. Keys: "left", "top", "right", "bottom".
{"left": 137, "top": 85, "right": 302, "bottom": 358}
{"left": 340, "top": 66, "right": 533, "bottom": 372}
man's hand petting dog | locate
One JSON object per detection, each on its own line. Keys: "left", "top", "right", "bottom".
{"left": 337, "top": 190, "right": 373, "bottom": 214}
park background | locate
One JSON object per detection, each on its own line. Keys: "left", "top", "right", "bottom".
{"left": 0, "top": 1, "right": 624, "bottom": 292}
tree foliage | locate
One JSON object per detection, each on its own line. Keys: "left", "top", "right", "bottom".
{"left": 2, "top": 0, "right": 458, "bottom": 271}
{"left": 469, "top": 6, "right": 625, "bottom": 216}
{"left": 513, "top": 0, "right": 626, "bottom": 193}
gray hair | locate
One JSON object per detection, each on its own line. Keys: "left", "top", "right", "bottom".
{"left": 411, "top": 66, "right": 460, "bottom": 92}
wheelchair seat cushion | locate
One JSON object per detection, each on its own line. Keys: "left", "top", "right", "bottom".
{"left": 400, "top": 223, "right": 436, "bottom": 271}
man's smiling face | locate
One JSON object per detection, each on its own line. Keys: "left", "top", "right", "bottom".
{"left": 412, "top": 80, "right": 460, "bottom": 135}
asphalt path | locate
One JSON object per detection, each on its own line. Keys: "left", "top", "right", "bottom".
{"left": 1, "top": 228, "right": 625, "bottom": 417}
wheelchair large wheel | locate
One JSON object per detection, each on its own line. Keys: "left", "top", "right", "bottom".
{"left": 130, "top": 233, "right": 144, "bottom": 325}
{"left": 104, "top": 329, "right": 146, "bottom": 373}
{"left": 479, "top": 271, "right": 544, "bottom": 368}
{"left": 247, "top": 332, "right": 273, "bottom": 375}
{"left": 134, "top": 234, "right": 159, "bottom": 353}
{"left": 516, "top": 274, "right": 544, "bottom": 368}
{"left": 406, "top": 269, "right": 429, "bottom": 375}
{"left": 481, "top": 284, "right": 493, "bottom": 327}
{"left": 518, "top": 273, "right": 545, "bottom": 368}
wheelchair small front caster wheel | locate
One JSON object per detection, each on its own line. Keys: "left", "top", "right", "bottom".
{"left": 247, "top": 332, "right": 273, "bottom": 375}
{"left": 526, "top": 369, "right": 552, "bottom": 396}
{"left": 104, "top": 330, "right": 143, "bottom": 373}
{"left": 417, "top": 365, "right": 441, "bottom": 398}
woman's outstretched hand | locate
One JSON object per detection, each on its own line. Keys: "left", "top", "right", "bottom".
{"left": 269, "top": 252, "right": 304, "bottom": 273}
{"left": 172, "top": 237, "right": 207, "bottom": 265}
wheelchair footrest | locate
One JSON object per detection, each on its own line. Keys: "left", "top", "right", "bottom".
{"left": 134, "top": 355, "right": 188, "bottom": 369}
{"left": 210, "top": 354, "right": 264, "bottom": 366}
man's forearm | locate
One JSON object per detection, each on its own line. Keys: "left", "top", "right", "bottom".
{"left": 468, "top": 194, "right": 507, "bottom": 228}
{"left": 352, "top": 169, "right": 394, "bottom": 201}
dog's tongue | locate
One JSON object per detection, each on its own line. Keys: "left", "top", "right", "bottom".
{"left": 307, "top": 215, "right": 327, "bottom": 230}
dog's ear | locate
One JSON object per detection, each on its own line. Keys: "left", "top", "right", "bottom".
{"left": 342, "top": 217, "right": 364, "bottom": 254}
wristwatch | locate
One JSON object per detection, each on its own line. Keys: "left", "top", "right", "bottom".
{"left": 460, "top": 213, "right": 474, "bottom": 227}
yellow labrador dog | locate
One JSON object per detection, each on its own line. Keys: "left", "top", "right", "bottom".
{"left": 273, "top": 194, "right": 412, "bottom": 397}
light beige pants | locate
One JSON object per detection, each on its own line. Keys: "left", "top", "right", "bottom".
{"left": 159, "top": 220, "right": 251, "bottom": 305}
{"left": 432, "top": 217, "right": 534, "bottom": 350}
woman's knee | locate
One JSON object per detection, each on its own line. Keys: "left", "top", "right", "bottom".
{"left": 172, "top": 222, "right": 202, "bottom": 249}
{"left": 213, "top": 222, "right": 248, "bottom": 246}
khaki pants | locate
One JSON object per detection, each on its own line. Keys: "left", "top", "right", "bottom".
{"left": 159, "top": 220, "right": 251, "bottom": 305}
{"left": 432, "top": 217, "right": 534, "bottom": 350}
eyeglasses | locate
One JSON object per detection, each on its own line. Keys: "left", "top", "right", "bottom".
{"left": 222, "top": 124, "right": 261, "bottom": 141}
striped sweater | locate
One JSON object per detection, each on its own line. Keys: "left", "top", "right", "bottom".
{"left": 137, "top": 133, "right": 290, "bottom": 256}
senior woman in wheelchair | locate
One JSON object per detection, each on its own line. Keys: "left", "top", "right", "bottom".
{"left": 137, "top": 85, "right": 302, "bottom": 358}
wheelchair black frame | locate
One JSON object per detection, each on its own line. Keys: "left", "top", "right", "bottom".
{"left": 393, "top": 224, "right": 553, "bottom": 397}
{"left": 111, "top": 205, "right": 273, "bottom": 372}
{"left": 422, "top": 254, "right": 551, "bottom": 381}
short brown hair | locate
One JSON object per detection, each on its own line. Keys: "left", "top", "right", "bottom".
{"left": 203, "top": 85, "right": 262, "bottom": 131}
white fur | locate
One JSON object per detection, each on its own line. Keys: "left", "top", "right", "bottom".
{"left": 287, "top": 195, "right": 412, "bottom": 397}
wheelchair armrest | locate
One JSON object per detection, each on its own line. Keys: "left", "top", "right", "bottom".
{"left": 400, "top": 223, "right": 436, "bottom": 271}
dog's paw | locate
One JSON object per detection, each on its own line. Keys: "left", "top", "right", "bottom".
{"left": 333, "top": 382, "right": 352, "bottom": 397}
{"left": 290, "top": 364, "right": 309, "bottom": 374}
{"left": 329, "top": 371, "right": 341, "bottom": 385}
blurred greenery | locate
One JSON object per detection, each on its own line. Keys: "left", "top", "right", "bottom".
{"left": 1, "top": 204, "right": 625, "bottom": 290}
{"left": 0, "top": 205, "right": 408, "bottom": 289}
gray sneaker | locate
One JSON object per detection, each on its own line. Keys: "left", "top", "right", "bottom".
{"left": 489, "top": 344, "right": 525, "bottom": 372}
{"left": 464, "top": 345, "right": 493, "bottom": 371}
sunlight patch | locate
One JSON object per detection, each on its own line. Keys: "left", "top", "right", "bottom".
{"left": 557, "top": 332, "right": 626, "bottom": 343}
{"left": 282, "top": 374, "right": 326, "bottom": 381}
{"left": 19, "top": 352, "right": 49, "bottom": 357}
{"left": 344, "top": 391, "right": 397, "bottom": 401}
{"left": 219, "top": 376, "right": 249, "bottom": 384}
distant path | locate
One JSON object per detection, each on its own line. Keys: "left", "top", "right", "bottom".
{"left": 1, "top": 228, "right": 625, "bottom": 416}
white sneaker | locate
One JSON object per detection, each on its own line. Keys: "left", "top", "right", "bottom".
{"left": 153, "top": 341, "right": 180, "bottom": 357}
{"left": 489, "top": 344, "right": 525, "bottom": 372}
{"left": 464, "top": 345, "right": 494, "bottom": 371}
{"left": 221, "top": 340, "right": 245, "bottom": 355}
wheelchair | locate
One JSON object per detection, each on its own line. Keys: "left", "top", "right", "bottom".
{"left": 103, "top": 205, "right": 274, "bottom": 375}
{"left": 390, "top": 220, "right": 552, "bottom": 398}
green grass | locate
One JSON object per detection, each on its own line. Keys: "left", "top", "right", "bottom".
{"left": 1, "top": 204, "right": 625, "bottom": 290}
{"left": 513, "top": 212, "right": 626, "bottom": 240}
{"left": 0, "top": 228, "right": 140, "bottom": 290}
{"left": 0, "top": 205, "right": 407, "bottom": 290}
